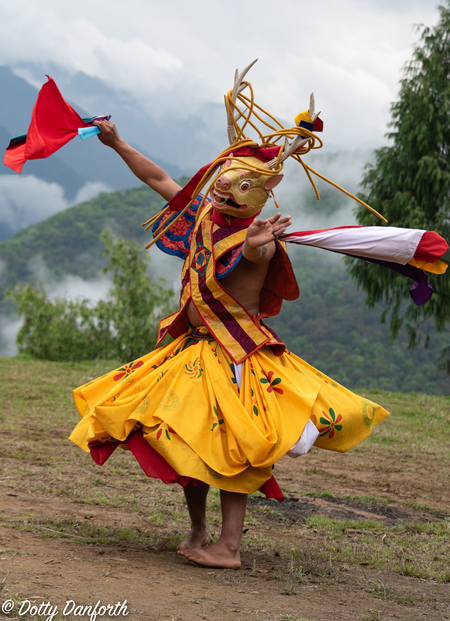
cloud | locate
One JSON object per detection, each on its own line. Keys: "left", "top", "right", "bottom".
{"left": 0, "top": 315, "right": 22, "bottom": 356}
{"left": 273, "top": 146, "right": 374, "bottom": 212}
{"left": 0, "top": 175, "right": 67, "bottom": 233}
{"left": 24, "top": 252, "right": 113, "bottom": 302}
{"left": 147, "top": 246, "right": 184, "bottom": 293}
{"left": 0, "top": 175, "right": 111, "bottom": 238}
{"left": 0, "top": 0, "right": 442, "bottom": 355}
{"left": 45, "top": 274, "right": 112, "bottom": 303}
{"left": 0, "top": 144, "right": 378, "bottom": 356}
{"left": 72, "top": 181, "right": 111, "bottom": 205}
{"left": 0, "top": 271, "right": 113, "bottom": 356}
{"left": 0, "top": 1, "right": 187, "bottom": 115}
{"left": 0, "top": 255, "right": 180, "bottom": 357}
{"left": 0, "top": 0, "right": 440, "bottom": 148}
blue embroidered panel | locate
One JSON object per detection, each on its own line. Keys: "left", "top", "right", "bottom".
{"left": 153, "top": 194, "right": 243, "bottom": 278}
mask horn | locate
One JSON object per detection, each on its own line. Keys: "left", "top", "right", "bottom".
{"left": 226, "top": 59, "right": 258, "bottom": 145}
{"left": 268, "top": 93, "right": 321, "bottom": 169}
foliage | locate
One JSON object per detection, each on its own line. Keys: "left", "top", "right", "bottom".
{"left": 346, "top": 4, "right": 450, "bottom": 371}
{"left": 269, "top": 247, "right": 450, "bottom": 396}
{"left": 1, "top": 179, "right": 449, "bottom": 392}
{"left": 0, "top": 184, "right": 168, "bottom": 297}
{"left": 100, "top": 230, "right": 175, "bottom": 360}
{"left": 6, "top": 231, "right": 175, "bottom": 362}
{"left": 6, "top": 284, "right": 113, "bottom": 361}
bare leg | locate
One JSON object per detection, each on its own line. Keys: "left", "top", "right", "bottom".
{"left": 177, "top": 481, "right": 210, "bottom": 550}
{"left": 179, "top": 490, "right": 247, "bottom": 568}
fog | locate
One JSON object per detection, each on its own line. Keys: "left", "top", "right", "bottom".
{"left": 261, "top": 148, "right": 375, "bottom": 234}
{"left": 0, "top": 256, "right": 181, "bottom": 356}
{"left": 0, "top": 175, "right": 111, "bottom": 240}
{"left": 0, "top": 270, "right": 113, "bottom": 356}
{"left": 0, "top": 0, "right": 438, "bottom": 155}
{"left": 0, "top": 146, "right": 374, "bottom": 355}
{"left": 0, "top": 316, "right": 22, "bottom": 356}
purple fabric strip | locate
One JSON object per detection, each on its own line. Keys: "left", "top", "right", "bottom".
{"left": 82, "top": 115, "right": 111, "bottom": 124}
{"left": 212, "top": 224, "right": 248, "bottom": 245}
{"left": 194, "top": 225, "right": 260, "bottom": 356}
{"left": 261, "top": 321, "right": 283, "bottom": 343}
{"left": 408, "top": 270, "right": 432, "bottom": 306}
{"left": 198, "top": 271, "right": 260, "bottom": 354}
{"left": 347, "top": 254, "right": 432, "bottom": 306}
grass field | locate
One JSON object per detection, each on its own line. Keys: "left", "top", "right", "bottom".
{"left": 0, "top": 357, "right": 449, "bottom": 621}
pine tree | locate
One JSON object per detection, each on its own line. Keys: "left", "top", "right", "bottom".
{"left": 346, "top": 3, "right": 450, "bottom": 373}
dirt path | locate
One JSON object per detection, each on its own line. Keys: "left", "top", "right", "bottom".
{"left": 1, "top": 453, "right": 449, "bottom": 621}
{"left": 1, "top": 362, "right": 449, "bottom": 621}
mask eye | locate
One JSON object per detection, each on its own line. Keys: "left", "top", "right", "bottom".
{"left": 239, "top": 180, "right": 252, "bottom": 192}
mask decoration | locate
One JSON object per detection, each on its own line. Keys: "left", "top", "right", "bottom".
{"left": 210, "top": 156, "right": 283, "bottom": 218}
{"left": 144, "top": 60, "right": 386, "bottom": 248}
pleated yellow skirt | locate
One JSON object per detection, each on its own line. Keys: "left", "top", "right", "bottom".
{"left": 69, "top": 329, "right": 389, "bottom": 493}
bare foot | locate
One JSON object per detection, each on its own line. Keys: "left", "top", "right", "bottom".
{"left": 180, "top": 539, "right": 241, "bottom": 569}
{"left": 177, "top": 528, "right": 208, "bottom": 552}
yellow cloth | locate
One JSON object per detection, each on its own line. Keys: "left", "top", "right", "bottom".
{"left": 408, "top": 257, "right": 448, "bottom": 275}
{"left": 69, "top": 329, "right": 389, "bottom": 494}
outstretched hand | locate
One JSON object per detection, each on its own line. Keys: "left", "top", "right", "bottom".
{"left": 93, "top": 120, "right": 121, "bottom": 148}
{"left": 246, "top": 213, "right": 292, "bottom": 248}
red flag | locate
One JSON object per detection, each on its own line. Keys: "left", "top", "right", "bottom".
{"left": 4, "top": 76, "right": 88, "bottom": 174}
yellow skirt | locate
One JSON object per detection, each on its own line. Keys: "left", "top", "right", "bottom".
{"left": 69, "top": 330, "right": 389, "bottom": 494}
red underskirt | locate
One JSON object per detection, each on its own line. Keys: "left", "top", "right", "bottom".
{"left": 89, "top": 430, "right": 284, "bottom": 502}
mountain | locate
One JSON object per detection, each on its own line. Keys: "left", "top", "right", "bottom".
{"left": 0, "top": 184, "right": 167, "bottom": 291}
{"left": 0, "top": 65, "right": 191, "bottom": 242}
{"left": 0, "top": 123, "right": 88, "bottom": 199}
{"left": 0, "top": 66, "right": 187, "bottom": 194}
{"left": 1, "top": 63, "right": 377, "bottom": 246}
{"left": 8, "top": 62, "right": 227, "bottom": 171}
{"left": 0, "top": 184, "right": 448, "bottom": 395}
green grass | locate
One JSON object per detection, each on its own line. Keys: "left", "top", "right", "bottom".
{"left": 0, "top": 548, "right": 38, "bottom": 556}
{"left": 1, "top": 357, "right": 450, "bottom": 587}
{"left": 351, "top": 494, "right": 385, "bottom": 504}
{"left": 279, "top": 516, "right": 450, "bottom": 582}
{"left": 255, "top": 505, "right": 282, "bottom": 517}
{"left": 361, "top": 391, "right": 450, "bottom": 450}
{"left": 8, "top": 516, "right": 160, "bottom": 547}
{"left": 401, "top": 499, "right": 447, "bottom": 513}
{"left": 304, "top": 491, "right": 333, "bottom": 498}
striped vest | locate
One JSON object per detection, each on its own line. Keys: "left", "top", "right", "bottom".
{"left": 156, "top": 207, "right": 299, "bottom": 364}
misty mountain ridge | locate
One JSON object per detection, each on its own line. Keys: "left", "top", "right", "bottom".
{"left": 0, "top": 65, "right": 187, "bottom": 240}
{"left": 0, "top": 182, "right": 448, "bottom": 395}
{"left": 4, "top": 62, "right": 372, "bottom": 179}
{"left": 1, "top": 62, "right": 375, "bottom": 244}
{"left": 0, "top": 65, "right": 187, "bottom": 190}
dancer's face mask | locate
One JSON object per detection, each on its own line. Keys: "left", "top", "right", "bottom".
{"left": 209, "top": 156, "right": 283, "bottom": 219}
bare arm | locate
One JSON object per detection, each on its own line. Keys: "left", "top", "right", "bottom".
{"left": 242, "top": 213, "right": 292, "bottom": 263}
{"left": 93, "top": 120, "right": 181, "bottom": 202}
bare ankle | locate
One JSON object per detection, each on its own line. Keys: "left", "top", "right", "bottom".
{"left": 217, "top": 537, "right": 240, "bottom": 553}
{"left": 178, "top": 524, "right": 209, "bottom": 551}
{"left": 190, "top": 522, "right": 206, "bottom": 535}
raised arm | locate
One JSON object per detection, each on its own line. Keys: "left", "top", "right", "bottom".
{"left": 242, "top": 213, "right": 292, "bottom": 263}
{"left": 93, "top": 120, "right": 181, "bottom": 202}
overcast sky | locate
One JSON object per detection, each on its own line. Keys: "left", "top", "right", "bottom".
{"left": 0, "top": 0, "right": 441, "bottom": 151}
{"left": 0, "top": 0, "right": 443, "bottom": 355}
